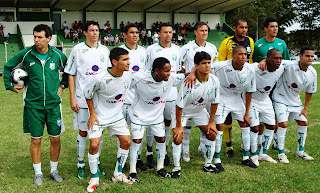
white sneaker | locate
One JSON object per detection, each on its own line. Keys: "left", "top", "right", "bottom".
{"left": 296, "top": 151, "right": 314, "bottom": 160}
{"left": 251, "top": 156, "right": 259, "bottom": 166}
{"left": 87, "top": 178, "right": 99, "bottom": 193}
{"left": 183, "top": 151, "right": 190, "bottom": 162}
{"left": 259, "top": 155, "right": 277, "bottom": 163}
{"left": 112, "top": 174, "right": 133, "bottom": 185}
{"left": 278, "top": 154, "right": 290, "bottom": 163}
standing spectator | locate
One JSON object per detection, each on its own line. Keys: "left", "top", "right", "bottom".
{"left": 147, "top": 29, "right": 152, "bottom": 45}
{"left": 103, "top": 24, "right": 108, "bottom": 35}
{"left": 3, "top": 24, "right": 68, "bottom": 186}
{"left": 4, "top": 33, "right": 10, "bottom": 44}
{"left": 73, "top": 21, "right": 79, "bottom": 29}
{"left": 120, "top": 32, "right": 124, "bottom": 42}
{"left": 64, "top": 27, "right": 71, "bottom": 39}
{"left": 152, "top": 31, "right": 159, "bottom": 44}
{"left": 141, "top": 28, "right": 147, "bottom": 46}
{"left": 62, "top": 21, "right": 68, "bottom": 29}
{"left": 216, "top": 23, "right": 221, "bottom": 31}
{"left": 120, "top": 21, "right": 125, "bottom": 32}
{"left": 183, "top": 34, "right": 187, "bottom": 45}
{"left": 177, "top": 34, "right": 183, "bottom": 45}
{"left": 78, "top": 21, "right": 83, "bottom": 30}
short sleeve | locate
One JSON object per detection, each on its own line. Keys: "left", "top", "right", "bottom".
{"left": 65, "top": 47, "right": 78, "bottom": 75}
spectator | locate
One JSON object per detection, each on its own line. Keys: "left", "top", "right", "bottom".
{"left": 147, "top": 29, "right": 152, "bottom": 45}
{"left": 62, "top": 21, "right": 68, "bottom": 29}
{"left": 172, "top": 37, "right": 177, "bottom": 45}
{"left": 77, "top": 27, "right": 82, "bottom": 39}
{"left": 183, "top": 34, "right": 187, "bottom": 44}
{"left": 103, "top": 24, "right": 108, "bottom": 34}
{"left": 119, "top": 32, "right": 124, "bottom": 42}
{"left": 191, "top": 22, "right": 195, "bottom": 31}
{"left": 78, "top": 21, "right": 83, "bottom": 30}
{"left": 72, "top": 28, "right": 79, "bottom": 43}
{"left": 152, "top": 31, "right": 159, "bottom": 44}
{"left": 115, "top": 34, "right": 121, "bottom": 46}
{"left": 4, "top": 33, "right": 9, "bottom": 44}
{"left": 120, "top": 21, "right": 125, "bottom": 32}
{"left": 181, "top": 28, "right": 186, "bottom": 36}
{"left": 103, "top": 34, "right": 109, "bottom": 46}
{"left": 177, "top": 34, "right": 183, "bottom": 45}
{"left": 216, "top": 23, "right": 221, "bottom": 31}
{"left": 64, "top": 27, "right": 71, "bottom": 39}
{"left": 0, "top": 25, "right": 4, "bottom": 41}
{"left": 108, "top": 34, "right": 115, "bottom": 46}
{"left": 141, "top": 28, "right": 147, "bottom": 46}
{"left": 106, "top": 30, "right": 111, "bottom": 37}
{"left": 73, "top": 21, "right": 79, "bottom": 29}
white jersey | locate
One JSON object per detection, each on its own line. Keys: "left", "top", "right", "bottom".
{"left": 129, "top": 71, "right": 185, "bottom": 125}
{"left": 146, "top": 43, "right": 182, "bottom": 101}
{"left": 251, "top": 62, "right": 284, "bottom": 103}
{"left": 213, "top": 59, "right": 256, "bottom": 103}
{"left": 181, "top": 40, "right": 218, "bottom": 73}
{"left": 272, "top": 60, "right": 317, "bottom": 107}
{"left": 176, "top": 73, "right": 220, "bottom": 114}
{"left": 120, "top": 44, "right": 147, "bottom": 104}
{"left": 65, "top": 42, "right": 111, "bottom": 108}
{"left": 84, "top": 69, "right": 132, "bottom": 125}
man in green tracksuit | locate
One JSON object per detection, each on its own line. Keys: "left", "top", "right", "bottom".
{"left": 4, "top": 24, "right": 68, "bottom": 186}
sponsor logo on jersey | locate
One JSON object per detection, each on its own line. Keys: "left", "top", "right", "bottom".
{"left": 82, "top": 49, "right": 89, "bottom": 53}
{"left": 140, "top": 55, "right": 145, "bottom": 63}
{"left": 50, "top": 62, "right": 55, "bottom": 70}
{"left": 198, "top": 97, "right": 204, "bottom": 103}
{"left": 172, "top": 53, "right": 177, "bottom": 61}
{"left": 132, "top": 65, "right": 140, "bottom": 72}
{"left": 257, "top": 86, "right": 271, "bottom": 94}
{"left": 85, "top": 65, "right": 102, "bottom": 75}
{"left": 286, "top": 81, "right": 299, "bottom": 93}
{"left": 107, "top": 94, "right": 125, "bottom": 103}
{"left": 225, "top": 69, "right": 232, "bottom": 73}
{"left": 223, "top": 84, "right": 240, "bottom": 92}
{"left": 278, "top": 43, "right": 282, "bottom": 46}
{"left": 153, "top": 97, "right": 160, "bottom": 101}
{"left": 268, "top": 47, "right": 273, "bottom": 50}
{"left": 115, "top": 94, "right": 122, "bottom": 100}
{"left": 258, "top": 43, "right": 263, "bottom": 47}
{"left": 146, "top": 81, "right": 153, "bottom": 84}
{"left": 146, "top": 97, "right": 165, "bottom": 105}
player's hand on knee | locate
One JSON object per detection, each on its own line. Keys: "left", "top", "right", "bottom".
{"left": 173, "top": 126, "right": 184, "bottom": 141}
{"left": 13, "top": 86, "right": 23, "bottom": 93}
{"left": 299, "top": 108, "right": 308, "bottom": 119}
{"left": 243, "top": 114, "right": 251, "bottom": 127}
{"left": 207, "top": 123, "right": 218, "bottom": 135}
{"left": 88, "top": 115, "right": 99, "bottom": 130}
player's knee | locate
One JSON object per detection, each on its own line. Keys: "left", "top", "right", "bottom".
{"left": 164, "top": 119, "right": 171, "bottom": 126}
{"left": 298, "top": 121, "right": 308, "bottom": 126}
{"left": 207, "top": 132, "right": 216, "bottom": 141}
{"left": 216, "top": 124, "right": 223, "bottom": 131}
{"left": 31, "top": 138, "right": 42, "bottom": 146}
{"left": 155, "top": 136, "right": 165, "bottom": 143}
{"left": 79, "top": 130, "right": 87, "bottom": 137}
{"left": 133, "top": 139, "right": 142, "bottom": 144}
{"left": 121, "top": 138, "right": 131, "bottom": 149}
{"left": 265, "top": 124, "right": 276, "bottom": 130}
{"left": 278, "top": 122, "right": 288, "bottom": 128}
{"left": 173, "top": 137, "right": 182, "bottom": 145}
{"left": 251, "top": 126, "right": 259, "bottom": 133}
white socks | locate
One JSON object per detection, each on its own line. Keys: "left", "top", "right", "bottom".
{"left": 156, "top": 142, "right": 165, "bottom": 171}
{"left": 297, "top": 125, "right": 307, "bottom": 152}
{"left": 172, "top": 142, "right": 182, "bottom": 169}
{"left": 33, "top": 163, "right": 42, "bottom": 175}
{"left": 204, "top": 138, "right": 215, "bottom": 167}
{"left": 277, "top": 127, "right": 287, "bottom": 155}
{"left": 165, "top": 126, "right": 170, "bottom": 148}
{"left": 146, "top": 128, "right": 154, "bottom": 156}
{"left": 88, "top": 153, "right": 99, "bottom": 178}
{"left": 129, "top": 142, "right": 141, "bottom": 174}
{"left": 50, "top": 161, "right": 58, "bottom": 173}
{"left": 77, "top": 134, "right": 87, "bottom": 167}
{"left": 182, "top": 124, "right": 192, "bottom": 153}
{"left": 241, "top": 127, "right": 250, "bottom": 160}
{"left": 250, "top": 131, "right": 258, "bottom": 156}
{"left": 114, "top": 148, "right": 129, "bottom": 177}
{"left": 214, "top": 131, "right": 223, "bottom": 164}
{"left": 259, "top": 128, "right": 274, "bottom": 156}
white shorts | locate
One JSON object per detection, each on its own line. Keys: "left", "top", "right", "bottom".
{"left": 164, "top": 101, "right": 175, "bottom": 121}
{"left": 249, "top": 103, "right": 275, "bottom": 127}
{"left": 122, "top": 103, "right": 131, "bottom": 125}
{"left": 88, "top": 119, "right": 130, "bottom": 139}
{"left": 273, "top": 102, "right": 307, "bottom": 123}
{"left": 73, "top": 108, "right": 89, "bottom": 131}
{"left": 214, "top": 102, "right": 245, "bottom": 124}
{"left": 131, "top": 122, "right": 165, "bottom": 139}
{"left": 172, "top": 108, "right": 209, "bottom": 128}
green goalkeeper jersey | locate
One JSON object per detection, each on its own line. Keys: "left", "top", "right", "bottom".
{"left": 253, "top": 37, "right": 290, "bottom": 62}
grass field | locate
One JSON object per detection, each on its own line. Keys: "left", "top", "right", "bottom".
{"left": 1, "top": 65, "right": 320, "bottom": 192}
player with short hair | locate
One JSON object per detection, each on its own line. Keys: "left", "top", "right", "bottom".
{"left": 146, "top": 22, "right": 182, "bottom": 167}
{"left": 84, "top": 47, "right": 133, "bottom": 192}
{"left": 253, "top": 18, "right": 291, "bottom": 152}
{"left": 180, "top": 22, "right": 218, "bottom": 162}
{"left": 171, "top": 51, "right": 220, "bottom": 178}
{"left": 249, "top": 49, "right": 284, "bottom": 166}
{"left": 272, "top": 46, "right": 316, "bottom": 163}
{"left": 64, "top": 21, "right": 110, "bottom": 179}
{"left": 213, "top": 46, "right": 257, "bottom": 170}
{"left": 128, "top": 57, "right": 185, "bottom": 182}
{"left": 4, "top": 24, "right": 68, "bottom": 185}
{"left": 120, "top": 23, "right": 148, "bottom": 171}
{"left": 218, "top": 19, "right": 255, "bottom": 157}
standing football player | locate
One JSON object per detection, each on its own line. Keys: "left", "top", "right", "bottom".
{"left": 64, "top": 21, "right": 110, "bottom": 179}
{"left": 146, "top": 23, "right": 182, "bottom": 167}
{"left": 84, "top": 48, "right": 133, "bottom": 192}
{"left": 180, "top": 22, "right": 218, "bottom": 161}
{"left": 4, "top": 24, "right": 68, "bottom": 185}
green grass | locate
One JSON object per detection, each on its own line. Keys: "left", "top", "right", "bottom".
{"left": 1, "top": 65, "right": 320, "bottom": 192}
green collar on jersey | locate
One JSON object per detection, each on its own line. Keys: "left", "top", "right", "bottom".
{"left": 232, "top": 60, "right": 244, "bottom": 71}
{"left": 107, "top": 68, "right": 117, "bottom": 77}
{"left": 298, "top": 61, "right": 308, "bottom": 72}
{"left": 159, "top": 42, "right": 171, "bottom": 48}
{"left": 195, "top": 40, "right": 206, "bottom": 47}
{"left": 125, "top": 43, "right": 138, "bottom": 50}
{"left": 85, "top": 42, "right": 99, "bottom": 49}
{"left": 195, "top": 71, "right": 208, "bottom": 83}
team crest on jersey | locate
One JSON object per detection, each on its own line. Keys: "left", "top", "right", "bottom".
{"left": 260, "top": 72, "right": 267, "bottom": 76}
{"left": 303, "top": 79, "right": 308, "bottom": 85}
{"left": 106, "top": 79, "right": 112, "bottom": 84}
{"left": 172, "top": 54, "right": 177, "bottom": 61}
{"left": 246, "top": 46, "right": 252, "bottom": 54}
{"left": 163, "top": 85, "right": 168, "bottom": 92}
{"left": 156, "top": 49, "right": 162, "bottom": 52}
{"left": 49, "top": 62, "right": 55, "bottom": 70}
{"left": 240, "top": 77, "right": 246, "bottom": 84}
{"left": 57, "top": 119, "right": 61, "bottom": 127}
{"left": 207, "top": 88, "right": 213, "bottom": 96}
{"left": 140, "top": 55, "right": 144, "bottom": 63}
{"left": 269, "top": 47, "right": 273, "bottom": 50}
{"left": 100, "top": 55, "right": 105, "bottom": 62}
{"left": 124, "top": 80, "right": 129, "bottom": 89}
{"left": 82, "top": 49, "right": 89, "bottom": 53}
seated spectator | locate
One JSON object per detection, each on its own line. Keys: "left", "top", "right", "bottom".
{"left": 62, "top": 21, "right": 68, "bottom": 29}
{"left": 183, "top": 34, "right": 187, "bottom": 45}
{"left": 181, "top": 28, "right": 186, "bottom": 36}
{"left": 73, "top": 20, "right": 79, "bottom": 29}
{"left": 106, "top": 24, "right": 112, "bottom": 33}
{"left": 72, "top": 28, "right": 79, "bottom": 43}
{"left": 103, "top": 34, "right": 109, "bottom": 46}
{"left": 108, "top": 34, "right": 115, "bottom": 46}
{"left": 119, "top": 32, "right": 124, "bottom": 42}
{"left": 64, "top": 27, "right": 71, "bottom": 39}
{"left": 115, "top": 34, "right": 121, "bottom": 46}
{"left": 4, "top": 33, "right": 10, "bottom": 44}
{"left": 77, "top": 27, "right": 83, "bottom": 38}
{"left": 103, "top": 24, "right": 108, "bottom": 34}
{"left": 177, "top": 34, "right": 183, "bottom": 45}
{"left": 106, "top": 30, "right": 111, "bottom": 37}
{"left": 172, "top": 37, "right": 177, "bottom": 45}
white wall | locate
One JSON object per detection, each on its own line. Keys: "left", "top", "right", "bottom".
{"left": 87, "top": 12, "right": 113, "bottom": 29}
{"left": 200, "top": 14, "right": 222, "bottom": 29}
{"left": 22, "top": 34, "right": 57, "bottom": 47}
{"left": 174, "top": 14, "right": 197, "bottom": 25}
{"left": 117, "top": 12, "right": 143, "bottom": 29}
{"left": 60, "top": 11, "right": 82, "bottom": 29}
{"left": 0, "top": 21, "right": 54, "bottom": 34}
{"left": 146, "top": 13, "right": 170, "bottom": 29}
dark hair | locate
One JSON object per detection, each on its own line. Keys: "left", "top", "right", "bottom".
{"left": 83, "top": 21, "right": 100, "bottom": 32}
{"left": 194, "top": 51, "right": 211, "bottom": 65}
{"left": 152, "top": 57, "right": 170, "bottom": 72}
{"left": 124, "top": 23, "right": 138, "bottom": 34}
{"left": 233, "top": 19, "right": 246, "bottom": 27}
{"left": 267, "top": 48, "right": 281, "bottom": 58}
{"left": 159, "top": 23, "right": 172, "bottom": 32}
{"left": 232, "top": 45, "right": 246, "bottom": 55}
{"left": 194, "top": 21, "right": 208, "bottom": 30}
{"left": 300, "top": 46, "right": 314, "bottom": 55}
{"left": 33, "top": 24, "right": 52, "bottom": 38}
{"left": 109, "top": 47, "right": 129, "bottom": 65}
{"left": 264, "top": 18, "right": 278, "bottom": 28}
